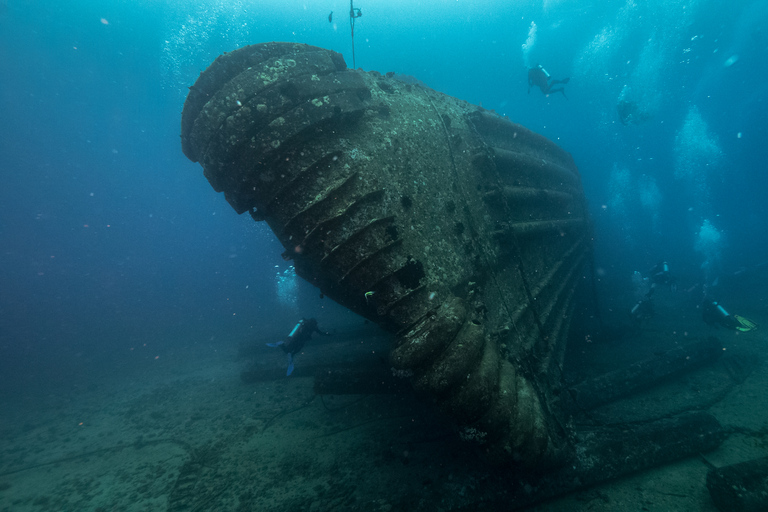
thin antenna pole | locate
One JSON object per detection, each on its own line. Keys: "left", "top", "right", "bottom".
{"left": 349, "top": 0, "right": 362, "bottom": 69}
{"left": 350, "top": 0, "right": 356, "bottom": 68}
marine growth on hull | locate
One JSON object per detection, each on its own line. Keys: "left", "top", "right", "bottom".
{"left": 181, "top": 42, "right": 591, "bottom": 470}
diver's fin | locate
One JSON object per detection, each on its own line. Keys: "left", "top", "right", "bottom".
{"left": 562, "top": 77, "right": 570, "bottom": 84}
{"left": 286, "top": 354, "right": 295, "bottom": 376}
{"left": 547, "top": 87, "right": 568, "bottom": 99}
{"left": 266, "top": 341, "right": 284, "bottom": 347}
{"left": 734, "top": 315, "right": 758, "bottom": 332}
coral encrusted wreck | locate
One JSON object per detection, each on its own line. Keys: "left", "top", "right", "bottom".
{"left": 181, "top": 42, "right": 591, "bottom": 470}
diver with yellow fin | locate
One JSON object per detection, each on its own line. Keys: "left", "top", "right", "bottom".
{"left": 701, "top": 299, "right": 758, "bottom": 332}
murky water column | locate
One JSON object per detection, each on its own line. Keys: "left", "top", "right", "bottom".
{"left": 181, "top": 42, "right": 591, "bottom": 470}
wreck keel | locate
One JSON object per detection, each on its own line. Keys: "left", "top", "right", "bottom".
{"left": 181, "top": 42, "right": 591, "bottom": 469}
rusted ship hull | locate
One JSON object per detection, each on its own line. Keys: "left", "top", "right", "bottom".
{"left": 181, "top": 42, "right": 590, "bottom": 469}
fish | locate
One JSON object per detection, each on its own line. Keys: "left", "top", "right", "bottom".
{"left": 328, "top": 11, "right": 333, "bottom": 23}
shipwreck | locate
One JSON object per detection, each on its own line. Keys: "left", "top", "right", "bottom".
{"left": 180, "top": 43, "right": 725, "bottom": 478}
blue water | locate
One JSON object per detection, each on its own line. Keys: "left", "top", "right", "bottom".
{"left": 1, "top": 0, "right": 766, "bottom": 387}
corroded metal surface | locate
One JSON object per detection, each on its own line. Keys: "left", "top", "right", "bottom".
{"left": 181, "top": 42, "right": 591, "bottom": 469}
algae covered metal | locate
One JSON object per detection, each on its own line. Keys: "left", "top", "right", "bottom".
{"left": 181, "top": 42, "right": 591, "bottom": 470}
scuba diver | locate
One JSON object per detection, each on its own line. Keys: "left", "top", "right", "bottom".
{"left": 267, "top": 318, "right": 331, "bottom": 376}
{"left": 628, "top": 296, "right": 655, "bottom": 328}
{"left": 616, "top": 84, "right": 651, "bottom": 125}
{"left": 628, "top": 261, "right": 675, "bottom": 328}
{"left": 701, "top": 299, "right": 758, "bottom": 332}
{"left": 648, "top": 260, "right": 677, "bottom": 292}
{"left": 617, "top": 98, "right": 652, "bottom": 126}
{"left": 528, "top": 64, "right": 570, "bottom": 98}
{"left": 629, "top": 270, "right": 653, "bottom": 328}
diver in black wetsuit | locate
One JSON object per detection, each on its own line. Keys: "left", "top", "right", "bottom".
{"left": 700, "top": 299, "right": 758, "bottom": 332}
{"left": 528, "top": 64, "right": 570, "bottom": 98}
{"left": 628, "top": 261, "right": 676, "bottom": 329}
{"left": 628, "top": 296, "right": 655, "bottom": 329}
{"left": 701, "top": 300, "right": 740, "bottom": 330}
{"left": 267, "top": 318, "right": 331, "bottom": 376}
{"left": 648, "top": 260, "right": 677, "bottom": 292}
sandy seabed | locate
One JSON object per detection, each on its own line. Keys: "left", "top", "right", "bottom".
{"left": 1, "top": 289, "right": 767, "bottom": 512}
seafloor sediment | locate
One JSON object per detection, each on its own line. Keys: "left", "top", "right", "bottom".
{"left": 0, "top": 277, "right": 766, "bottom": 511}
